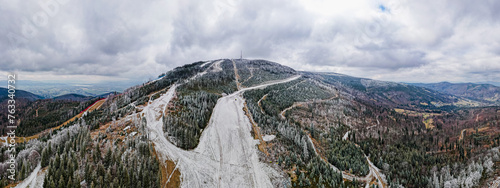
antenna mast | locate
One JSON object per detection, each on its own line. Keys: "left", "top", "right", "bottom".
{"left": 240, "top": 50, "right": 242, "bottom": 60}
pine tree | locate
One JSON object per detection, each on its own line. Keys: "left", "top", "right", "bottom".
{"left": 143, "top": 171, "right": 150, "bottom": 187}
{"left": 48, "top": 141, "right": 52, "bottom": 154}
{"left": 318, "top": 174, "right": 324, "bottom": 185}
{"left": 299, "top": 172, "right": 305, "bottom": 187}
{"left": 113, "top": 177, "right": 119, "bottom": 188}
{"left": 49, "top": 179, "right": 56, "bottom": 188}
{"left": 85, "top": 164, "right": 91, "bottom": 182}
{"left": 124, "top": 170, "right": 130, "bottom": 187}
{"left": 94, "top": 144, "right": 101, "bottom": 161}
{"left": 98, "top": 176, "right": 104, "bottom": 188}
{"left": 19, "top": 160, "right": 26, "bottom": 180}
{"left": 68, "top": 178, "right": 73, "bottom": 188}
{"left": 58, "top": 175, "right": 65, "bottom": 188}
{"left": 41, "top": 148, "right": 49, "bottom": 167}
{"left": 105, "top": 169, "right": 112, "bottom": 185}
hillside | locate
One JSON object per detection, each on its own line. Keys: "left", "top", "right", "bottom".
{"left": 5, "top": 80, "right": 134, "bottom": 98}
{"left": 52, "top": 93, "right": 92, "bottom": 101}
{"left": 95, "top": 91, "right": 120, "bottom": 98}
{"left": 411, "top": 82, "right": 500, "bottom": 105}
{"left": 0, "top": 90, "right": 118, "bottom": 136}
{"left": 0, "top": 87, "right": 43, "bottom": 102}
{"left": 302, "top": 72, "right": 460, "bottom": 111}
{"left": 1, "top": 59, "right": 500, "bottom": 188}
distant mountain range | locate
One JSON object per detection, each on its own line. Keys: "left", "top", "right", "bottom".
{"left": 52, "top": 93, "right": 93, "bottom": 101}
{"left": 0, "top": 80, "right": 135, "bottom": 98}
{"left": 409, "top": 82, "right": 500, "bottom": 105}
{"left": 0, "top": 87, "right": 119, "bottom": 102}
{"left": 303, "top": 72, "right": 460, "bottom": 111}
{"left": 0, "top": 87, "right": 43, "bottom": 102}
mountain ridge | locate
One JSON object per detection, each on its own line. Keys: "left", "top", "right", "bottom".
{"left": 409, "top": 82, "right": 500, "bottom": 104}
{"left": 0, "top": 87, "right": 43, "bottom": 102}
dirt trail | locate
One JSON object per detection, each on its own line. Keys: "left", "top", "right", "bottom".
{"left": 459, "top": 129, "right": 467, "bottom": 141}
{"left": 279, "top": 95, "right": 338, "bottom": 119}
{"left": 459, "top": 126, "right": 490, "bottom": 142}
{"left": 257, "top": 94, "right": 268, "bottom": 114}
{"left": 232, "top": 59, "right": 242, "bottom": 90}
{"left": 279, "top": 103, "right": 302, "bottom": 119}
{"left": 236, "top": 59, "right": 270, "bottom": 155}
{"left": 243, "top": 102, "right": 269, "bottom": 155}
{"left": 241, "top": 66, "right": 255, "bottom": 84}
{"left": 278, "top": 82, "right": 339, "bottom": 119}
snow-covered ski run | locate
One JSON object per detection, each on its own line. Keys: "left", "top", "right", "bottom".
{"left": 143, "top": 74, "right": 300, "bottom": 188}
{"left": 14, "top": 163, "right": 43, "bottom": 188}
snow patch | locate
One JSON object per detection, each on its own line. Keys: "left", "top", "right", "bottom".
{"left": 0, "top": 137, "right": 7, "bottom": 147}
{"left": 189, "top": 60, "right": 224, "bottom": 81}
{"left": 342, "top": 131, "right": 350, "bottom": 141}
{"left": 262, "top": 135, "right": 276, "bottom": 142}
{"left": 200, "top": 61, "right": 212, "bottom": 67}
{"left": 15, "top": 163, "right": 41, "bottom": 188}
{"left": 129, "top": 132, "right": 137, "bottom": 137}
{"left": 211, "top": 60, "right": 223, "bottom": 72}
{"left": 31, "top": 168, "right": 46, "bottom": 188}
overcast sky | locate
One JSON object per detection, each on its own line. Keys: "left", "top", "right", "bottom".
{"left": 1, "top": 0, "right": 499, "bottom": 84}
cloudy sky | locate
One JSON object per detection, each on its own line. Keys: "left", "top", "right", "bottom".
{"left": 1, "top": 0, "right": 499, "bottom": 85}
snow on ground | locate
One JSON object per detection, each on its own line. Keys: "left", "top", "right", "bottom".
{"left": 279, "top": 105, "right": 296, "bottom": 119}
{"left": 15, "top": 163, "right": 41, "bottom": 188}
{"left": 144, "top": 84, "right": 221, "bottom": 187}
{"left": 200, "top": 60, "right": 212, "bottom": 67}
{"left": 147, "top": 75, "right": 167, "bottom": 85}
{"left": 193, "top": 93, "right": 274, "bottom": 188}
{"left": 342, "top": 131, "right": 350, "bottom": 141}
{"left": 143, "top": 75, "right": 301, "bottom": 188}
{"left": 149, "top": 60, "right": 223, "bottom": 86}
{"left": 366, "top": 155, "right": 386, "bottom": 188}
{"left": 262, "top": 135, "right": 275, "bottom": 142}
{"left": 30, "top": 169, "right": 46, "bottom": 188}
{"left": 211, "top": 60, "right": 223, "bottom": 72}
{"left": 232, "top": 75, "right": 301, "bottom": 96}
{"left": 190, "top": 60, "right": 224, "bottom": 81}
{"left": 0, "top": 137, "right": 7, "bottom": 147}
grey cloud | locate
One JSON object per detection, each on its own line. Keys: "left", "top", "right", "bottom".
{"left": 0, "top": 0, "right": 499, "bottom": 84}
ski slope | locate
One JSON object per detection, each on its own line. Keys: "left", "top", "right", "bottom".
{"left": 143, "top": 75, "right": 300, "bottom": 188}
{"left": 14, "top": 163, "right": 41, "bottom": 188}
